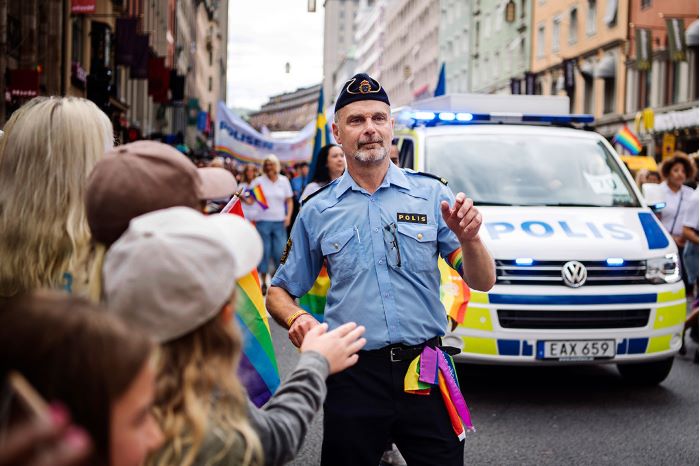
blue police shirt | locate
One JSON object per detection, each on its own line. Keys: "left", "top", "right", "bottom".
{"left": 271, "top": 163, "right": 462, "bottom": 350}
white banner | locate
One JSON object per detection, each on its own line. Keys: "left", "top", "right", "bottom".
{"left": 215, "top": 101, "right": 316, "bottom": 165}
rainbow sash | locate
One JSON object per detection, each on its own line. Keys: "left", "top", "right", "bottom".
{"left": 404, "top": 346, "right": 475, "bottom": 439}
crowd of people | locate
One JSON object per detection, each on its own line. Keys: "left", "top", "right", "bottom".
{"left": 0, "top": 96, "right": 366, "bottom": 466}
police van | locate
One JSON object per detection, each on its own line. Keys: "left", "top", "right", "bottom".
{"left": 393, "top": 94, "right": 685, "bottom": 385}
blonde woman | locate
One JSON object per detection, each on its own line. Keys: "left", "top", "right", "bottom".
{"left": 103, "top": 207, "right": 365, "bottom": 466}
{"left": 0, "top": 97, "right": 113, "bottom": 297}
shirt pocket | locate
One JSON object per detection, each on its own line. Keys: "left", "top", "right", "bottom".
{"left": 396, "top": 223, "right": 438, "bottom": 272}
{"left": 321, "top": 227, "right": 364, "bottom": 281}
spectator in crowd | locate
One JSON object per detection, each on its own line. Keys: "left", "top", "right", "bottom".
{"left": 0, "top": 291, "right": 164, "bottom": 466}
{"left": 291, "top": 162, "right": 310, "bottom": 200}
{"left": 389, "top": 139, "right": 400, "bottom": 166}
{"left": 84, "top": 141, "right": 236, "bottom": 300}
{"left": 646, "top": 170, "right": 661, "bottom": 184}
{"left": 635, "top": 168, "right": 660, "bottom": 188}
{"left": 0, "top": 97, "right": 113, "bottom": 298}
{"left": 659, "top": 152, "right": 696, "bottom": 249}
{"left": 246, "top": 154, "right": 293, "bottom": 290}
{"left": 300, "top": 144, "right": 346, "bottom": 200}
{"left": 102, "top": 207, "right": 365, "bottom": 466}
{"left": 239, "top": 163, "right": 262, "bottom": 222}
{"left": 682, "top": 188, "right": 699, "bottom": 298}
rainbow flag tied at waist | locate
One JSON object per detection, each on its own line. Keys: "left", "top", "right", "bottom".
{"left": 404, "top": 346, "right": 475, "bottom": 439}
{"left": 222, "top": 194, "right": 280, "bottom": 406}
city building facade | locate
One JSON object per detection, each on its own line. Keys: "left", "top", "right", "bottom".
{"left": 382, "top": 0, "right": 440, "bottom": 106}
{"left": 471, "top": 0, "right": 531, "bottom": 94}
{"left": 248, "top": 84, "right": 321, "bottom": 132}
{"left": 322, "top": 0, "right": 360, "bottom": 103}
{"left": 439, "top": 0, "right": 471, "bottom": 93}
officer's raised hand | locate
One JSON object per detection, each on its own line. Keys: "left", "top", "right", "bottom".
{"left": 440, "top": 192, "right": 482, "bottom": 242}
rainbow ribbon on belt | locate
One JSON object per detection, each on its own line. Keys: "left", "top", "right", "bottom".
{"left": 404, "top": 346, "right": 475, "bottom": 440}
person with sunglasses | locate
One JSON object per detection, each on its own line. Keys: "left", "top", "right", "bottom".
{"left": 266, "top": 73, "right": 496, "bottom": 466}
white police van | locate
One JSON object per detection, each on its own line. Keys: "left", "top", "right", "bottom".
{"left": 394, "top": 94, "right": 685, "bottom": 385}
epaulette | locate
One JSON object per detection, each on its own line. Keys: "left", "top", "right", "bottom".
{"left": 300, "top": 181, "right": 334, "bottom": 206}
{"left": 408, "top": 170, "right": 448, "bottom": 185}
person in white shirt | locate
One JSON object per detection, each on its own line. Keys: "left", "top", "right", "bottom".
{"left": 659, "top": 153, "right": 696, "bottom": 248}
{"left": 247, "top": 155, "right": 293, "bottom": 288}
{"left": 682, "top": 189, "right": 699, "bottom": 295}
{"left": 239, "top": 163, "right": 261, "bottom": 222}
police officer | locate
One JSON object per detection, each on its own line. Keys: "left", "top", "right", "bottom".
{"left": 266, "top": 73, "right": 496, "bottom": 466}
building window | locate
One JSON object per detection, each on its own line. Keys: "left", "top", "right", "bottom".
{"left": 641, "top": 0, "right": 651, "bottom": 8}
{"left": 521, "top": 0, "right": 526, "bottom": 18}
{"left": 475, "top": 21, "right": 480, "bottom": 49}
{"left": 484, "top": 13, "right": 491, "bottom": 37}
{"left": 584, "top": 76, "right": 594, "bottom": 113}
{"left": 586, "top": 0, "right": 597, "bottom": 36}
{"left": 71, "top": 17, "right": 83, "bottom": 63}
{"left": 637, "top": 70, "right": 650, "bottom": 110}
{"left": 552, "top": 16, "right": 561, "bottom": 52}
{"left": 537, "top": 23, "right": 545, "bottom": 58}
{"left": 569, "top": 7, "right": 578, "bottom": 43}
{"left": 208, "top": 76, "right": 212, "bottom": 92}
{"left": 690, "top": 47, "right": 699, "bottom": 101}
{"left": 603, "top": 78, "right": 615, "bottom": 114}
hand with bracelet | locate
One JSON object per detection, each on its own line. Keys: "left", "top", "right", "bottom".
{"left": 287, "top": 309, "right": 320, "bottom": 347}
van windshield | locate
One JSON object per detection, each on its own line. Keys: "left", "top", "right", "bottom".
{"left": 424, "top": 133, "right": 641, "bottom": 207}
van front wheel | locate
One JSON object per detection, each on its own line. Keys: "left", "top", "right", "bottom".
{"left": 617, "top": 357, "right": 674, "bottom": 386}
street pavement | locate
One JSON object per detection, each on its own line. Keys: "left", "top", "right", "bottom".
{"left": 269, "top": 319, "right": 699, "bottom": 466}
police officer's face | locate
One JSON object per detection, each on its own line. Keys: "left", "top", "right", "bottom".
{"left": 333, "top": 100, "right": 394, "bottom": 164}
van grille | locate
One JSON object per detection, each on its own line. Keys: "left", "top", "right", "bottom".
{"left": 497, "top": 309, "right": 651, "bottom": 329}
{"left": 496, "top": 260, "right": 647, "bottom": 286}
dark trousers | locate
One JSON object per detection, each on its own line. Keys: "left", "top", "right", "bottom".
{"left": 321, "top": 347, "right": 465, "bottom": 466}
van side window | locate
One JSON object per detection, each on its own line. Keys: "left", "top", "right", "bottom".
{"left": 398, "top": 138, "right": 415, "bottom": 169}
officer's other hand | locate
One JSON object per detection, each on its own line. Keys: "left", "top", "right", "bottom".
{"left": 301, "top": 322, "right": 366, "bottom": 374}
{"left": 289, "top": 313, "right": 320, "bottom": 347}
{"left": 0, "top": 404, "right": 92, "bottom": 466}
{"left": 441, "top": 192, "right": 482, "bottom": 243}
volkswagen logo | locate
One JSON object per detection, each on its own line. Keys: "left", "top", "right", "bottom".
{"left": 562, "top": 261, "right": 587, "bottom": 288}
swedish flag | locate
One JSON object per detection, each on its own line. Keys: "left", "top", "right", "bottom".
{"left": 307, "top": 88, "right": 331, "bottom": 184}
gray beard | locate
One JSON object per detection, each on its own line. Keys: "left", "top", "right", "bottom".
{"left": 353, "top": 146, "right": 387, "bottom": 163}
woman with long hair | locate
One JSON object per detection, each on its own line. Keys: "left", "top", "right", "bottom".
{"left": 300, "top": 144, "right": 346, "bottom": 200}
{"left": 0, "top": 97, "right": 113, "bottom": 297}
{"left": 239, "top": 163, "right": 261, "bottom": 222}
{"left": 103, "top": 207, "right": 365, "bottom": 466}
{"left": 0, "top": 291, "right": 164, "bottom": 466}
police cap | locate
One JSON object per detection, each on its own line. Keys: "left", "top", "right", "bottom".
{"left": 334, "top": 73, "right": 390, "bottom": 114}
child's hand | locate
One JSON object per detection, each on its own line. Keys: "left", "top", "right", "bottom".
{"left": 301, "top": 322, "right": 366, "bottom": 374}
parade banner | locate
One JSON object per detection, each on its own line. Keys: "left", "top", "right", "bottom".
{"left": 215, "top": 101, "right": 315, "bottom": 165}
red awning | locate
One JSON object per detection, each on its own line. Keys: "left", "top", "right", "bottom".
{"left": 71, "top": 0, "right": 96, "bottom": 14}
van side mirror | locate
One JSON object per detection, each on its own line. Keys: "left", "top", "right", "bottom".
{"left": 641, "top": 183, "right": 666, "bottom": 212}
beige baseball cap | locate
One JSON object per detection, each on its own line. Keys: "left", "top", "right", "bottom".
{"left": 103, "top": 207, "right": 262, "bottom": 343}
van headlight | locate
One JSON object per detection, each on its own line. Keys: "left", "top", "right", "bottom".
{"left": 646, "top": 254, "right": 681, "bottom": 284}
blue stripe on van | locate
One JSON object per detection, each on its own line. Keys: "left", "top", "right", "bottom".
{"left": 489, "top": 294, "right": 657, "bottom": 305}
{"left": 638, "top": 212, "right": 670, "bottom": 249}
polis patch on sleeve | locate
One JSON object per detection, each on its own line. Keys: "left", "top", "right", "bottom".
{"left": 280, "top": 238, "right": 292, "bottom": 265}
{"left": 397, "top": 213, "right": 427, "bottom": 224}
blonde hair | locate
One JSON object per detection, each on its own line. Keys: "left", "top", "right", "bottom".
{"left": 148, "top": 299, "right": 263, "bottom": 466}
{"left": 262, "top": 154, "right": 281, "bottom": 173}
{"left": 0, "top": 97, "right": 114, "bottom": 297}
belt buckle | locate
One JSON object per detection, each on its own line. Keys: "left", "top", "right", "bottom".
{"left": 390, "top": 347, "right": 401, "bottom": 362}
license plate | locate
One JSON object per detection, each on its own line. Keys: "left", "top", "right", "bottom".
{"left": 537, "top": 340, "right": 616, "bottom": 361}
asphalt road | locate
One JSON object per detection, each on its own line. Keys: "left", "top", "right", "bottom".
{"left": 269, "top": 320, "right": 698, "bottom": 466}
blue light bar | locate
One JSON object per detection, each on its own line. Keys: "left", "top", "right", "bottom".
{"left": 606, "top": 258, "right": 625, "bottom": 266}
{"left": 515, "top": 258, "right": 534, "bottom": 266}
{"left": 406, "top": 111, "right": 594, "bottom": 127}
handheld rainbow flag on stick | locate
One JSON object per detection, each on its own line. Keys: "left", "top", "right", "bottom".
{"left": 248, "top": 185, "right": 269, "bottom": 210}
{"left": 613, "top": 126, "right": 642, "bottom": 155}
{"left": 221, "top": 193, "right": 280, "bottom": 406}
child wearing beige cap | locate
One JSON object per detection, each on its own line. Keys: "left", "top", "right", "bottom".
{"left": 103, "top": 207, "right": 365, "bottom": 466}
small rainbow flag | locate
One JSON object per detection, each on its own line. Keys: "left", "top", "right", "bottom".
{"left": 613, "top": 126, "right": 642, "bottom": 155}
{"left": 223, "top": 196, "right": 280, "bottom": 406}
{"left": 439, "top": 257, "right": 471, "bottom": 325}
{"left": 249, "top": 185, "right": 269, "bottom": 210}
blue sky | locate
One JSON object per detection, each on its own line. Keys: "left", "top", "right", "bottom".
{"left": 227, "top": 0, "right": 325, "bottom": 110}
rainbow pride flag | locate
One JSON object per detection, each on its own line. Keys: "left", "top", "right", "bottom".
{"left": 439, "top": 257, "right": 471, "bottom": 325}
{"left": 299, "top": 263, "right": 330, "bottom": 322}
{"left": 249, "top": 185, "right": 269, "bottom": 210}
{"left": 224, "top": 197, "right": 280, "bottom": 406}
{"left": 613, "top": 126, "right": 642, "bottom": 155}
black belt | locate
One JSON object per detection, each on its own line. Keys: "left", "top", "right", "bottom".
{"left": 365, "top": 337, "right": 460, "bottom": 362}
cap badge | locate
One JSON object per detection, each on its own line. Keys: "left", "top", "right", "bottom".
{"left": 346, "top": 77, "right": 382, "bottom": 95}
